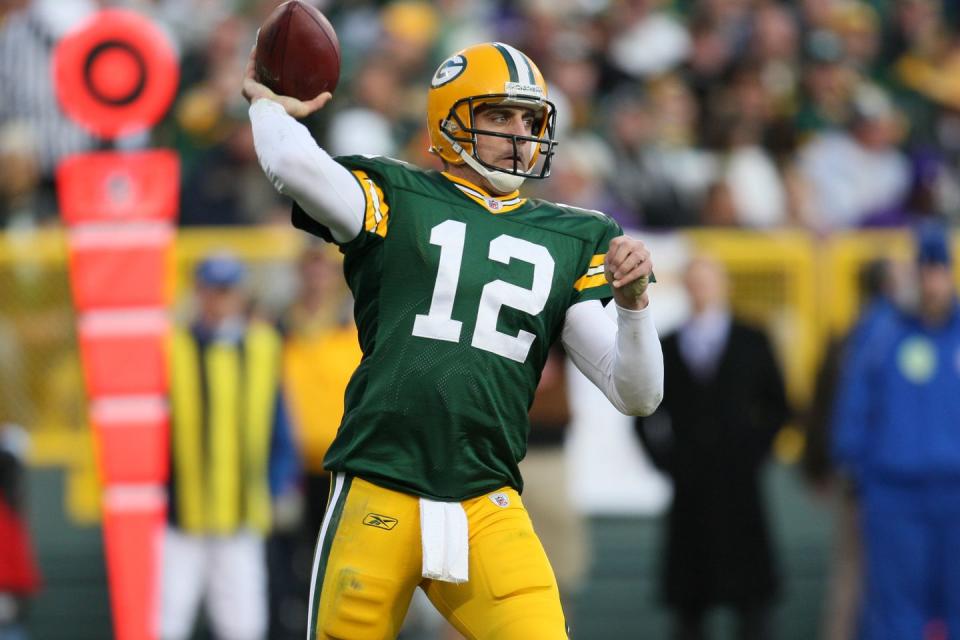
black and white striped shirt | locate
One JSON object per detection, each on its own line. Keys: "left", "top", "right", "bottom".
{"left": 0, "top": 8, "right": 96, "bottom": 175}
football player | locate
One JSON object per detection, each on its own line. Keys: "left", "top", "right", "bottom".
{"left": 244, "top": 42, "right": 664, "bottom": 640}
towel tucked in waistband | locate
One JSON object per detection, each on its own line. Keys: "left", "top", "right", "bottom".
{"left": 419, "top": 498, "right": 469, "bottom": 583}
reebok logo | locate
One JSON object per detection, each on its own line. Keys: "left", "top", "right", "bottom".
{"left": 363, "top": 513, "right": 398, "bottom": 530}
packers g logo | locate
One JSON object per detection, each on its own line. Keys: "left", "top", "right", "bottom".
{"left": 431, "top": 55, "right": 467, "bottom": 88}
{"left": 363, "top": 513, "right": 399, "bottom": 530}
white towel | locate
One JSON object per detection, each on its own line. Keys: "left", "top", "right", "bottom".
{"left": 419, "top": 498, "right": 469, "bottom": 583}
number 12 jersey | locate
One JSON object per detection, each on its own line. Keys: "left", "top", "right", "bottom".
{"left": 293, "top": 155, "right": 622, "bottom": 501}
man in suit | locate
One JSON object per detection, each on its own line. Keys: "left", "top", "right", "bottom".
{"left": 637, "top": 255, "right": 789, "bottom": 640}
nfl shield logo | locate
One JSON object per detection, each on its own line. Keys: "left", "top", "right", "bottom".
{"left": 487, "top": 198, "right": 502, "bottom": 211}
{"left": 489, "top": 492, "right": 510, "bottom": 508}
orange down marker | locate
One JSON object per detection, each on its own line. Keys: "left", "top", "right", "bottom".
{"left": 53, "top": 9, "right": 179, "bottom": 640}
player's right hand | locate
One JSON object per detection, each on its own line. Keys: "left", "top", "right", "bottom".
{"left": 605, "top": 234, "right": 652, "bottom": 311}
{"left": 241, "top": 44, "right": 332, "bottom": 119}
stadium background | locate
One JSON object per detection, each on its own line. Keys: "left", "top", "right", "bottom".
{"left": 2, "top": 0, "right": 960, "bottom": 638}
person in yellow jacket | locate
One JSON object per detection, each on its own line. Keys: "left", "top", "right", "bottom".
{"left": 281, "top": 243, "right": 361, "bottom": 538}
{"left": 160, "top": 252, "right": 299, "bottom": 640}
{"left": 264, "top": 244, "right": 362, "bottom": 639}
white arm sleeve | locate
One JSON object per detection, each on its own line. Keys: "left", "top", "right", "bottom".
{"left": 561, "top": 299, "right": 664, "bottom": 416}
{"left": 248, "top": 98, "right": 364, "bottom": 243}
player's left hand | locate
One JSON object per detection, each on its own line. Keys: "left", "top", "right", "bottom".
{"left": 605, "top": 235, "right": 652, "bottom": 310}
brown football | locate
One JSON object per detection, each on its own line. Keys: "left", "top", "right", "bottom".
{"left": 254, "top": 1, "right": 340, "bottom": 100}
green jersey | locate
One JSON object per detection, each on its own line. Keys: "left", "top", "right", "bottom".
{"left": 292, "top": 155, "right": 621, "bottom": 500}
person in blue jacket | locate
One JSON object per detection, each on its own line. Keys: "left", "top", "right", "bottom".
{"left": 833, "top": 222, "right": 960, "bottom": 640}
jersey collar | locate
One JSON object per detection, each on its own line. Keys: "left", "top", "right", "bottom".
{"left": 441, "top": 172, "right": 527, "bottom": 214}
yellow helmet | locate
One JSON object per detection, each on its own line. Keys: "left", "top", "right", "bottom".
{"left": 427, "top": 42, "right": 558, "bottom": 192}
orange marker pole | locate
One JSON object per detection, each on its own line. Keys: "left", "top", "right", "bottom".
{"left": 53, "top": 10, "right": 179, "bottom": 640}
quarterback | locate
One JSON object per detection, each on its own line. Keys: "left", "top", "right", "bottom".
{"left": 245, "top": 42, "right": 663, "bottom": 639}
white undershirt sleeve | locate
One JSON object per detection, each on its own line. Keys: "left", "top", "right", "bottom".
{"left": 561, "top": 299, "right": 664, "bottom": 416}
{"left": 248, "top": 98, "right": 364, "bottom": 243}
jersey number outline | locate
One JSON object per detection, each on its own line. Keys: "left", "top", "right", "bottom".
{"left": 412, "top": 219, "right": 555, "bottom": 363}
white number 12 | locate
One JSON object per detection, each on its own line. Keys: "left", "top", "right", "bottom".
{"left": 412, "top": 220, "right": 555, "bottom": 363}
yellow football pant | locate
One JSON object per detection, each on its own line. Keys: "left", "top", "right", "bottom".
{"left": 308, "top": 474, "right": 568, "bottom": 639}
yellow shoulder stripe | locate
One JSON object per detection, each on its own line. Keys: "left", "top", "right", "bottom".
{"left": 574, "top": 272, "right": 608, "bottom": 291}
{"left": 352, "top": 170, "right": 389, "bottom": 237}
{"left": 574, "top": 254, "right": 607, "bottom": 291}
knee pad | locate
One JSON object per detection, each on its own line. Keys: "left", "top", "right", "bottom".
{"left": 319, "top": 569, "right": 401, "bottom": 640}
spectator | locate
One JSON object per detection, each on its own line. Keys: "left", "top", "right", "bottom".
{"left": 832, "top": 222, "right": 960, "bottom": 640}
{"left": 793, "top": 29, "right": 856, "bottom": 137}
{"left": 0, "top": 123, "right": 39, "bottom": 229}
{"left": 682, "top": 10, "right": 738, "bottom": 109}
{"left": 606, "top": 0, "right": 691, "bottom": 79}
{"left": 527, "top": 133, "right": 630, "bottom": 226}
{"left": 604, "top": 79, "right": 715, "bottom": 228}
{"left": 0, "top": 423, "right": 40, "bottom": 640}
{"left": 267, "top": 245, "right": 358, "bottom": 640}
{"left": 326, "top": 57, "right": 405, "bottom": 158}
{"left": 802, "top": 257, "right": 903, "bottom": 640}
{"left": 0, "top": 0, "right": 99, "bottom": 226}
{"left": 747, "top": 2, "right": 800, "bottom": 115}
{"left": 160, "top": 252, "right": 299, "bottom": 640}
{"left": 798, "top": 82, "right": 911, "bottom": 231}
{"left": 173, "top": 15, "right": 287, "bottom": 226}
{"left": 280, "top": 243, "right": 359, "bottom": 541}
{"left": 700, "top": 180, "right": 738, "bottom": 227}
{"left": 376, "top": 0, "right": 439, "bottom": 80}
{"left": 636, "top": 255, "right": 789, "bottom": 640}
{"left": 542, "top": 28, "right": 603, "bottom": 132}
{"left": 883, "top": 0, "right": 955, "bottom": 146}
{"left": 708, "top": 112, "right": 788, "bottom": 228}
{"left": 829, "top": 1, "right": 881, "bottom": 75}
{"left": 267, "top": 242, "right": 362, "bottom": 638}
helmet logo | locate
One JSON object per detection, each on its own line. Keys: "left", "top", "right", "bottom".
{"left": 431, "top": 54, "right": 467, "bottom": 88}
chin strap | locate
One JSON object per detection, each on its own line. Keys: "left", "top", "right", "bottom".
{"left": 444, "top": 129, "right": 527, "bottom": 194}
{"left": 459, "top": 150, "right": 526, "bottom": 193}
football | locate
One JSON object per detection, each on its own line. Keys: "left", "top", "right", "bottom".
{"left": 254, "top": 0, "right": 340, "bottom": 100}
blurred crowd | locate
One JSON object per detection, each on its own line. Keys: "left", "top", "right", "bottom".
{"left": 2, "top": 0, "right": 960, "bottom": 232}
